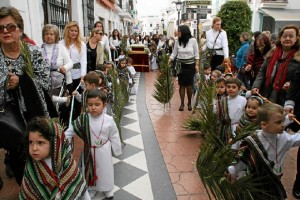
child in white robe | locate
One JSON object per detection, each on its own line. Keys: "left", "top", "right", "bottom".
{"left": 215, "top": 77, "right": 247, "bottom": 147}
{"left": 65, "top": 89, "right": 122, "bottom": 199}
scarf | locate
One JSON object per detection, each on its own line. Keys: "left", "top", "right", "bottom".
{"left": 20, "top": 120, "right": 87, "bottom": 199}
{"left": 238, "top": 133, "right": 287, "bottom": 199}
{"left": 216, "top": 96, "right": 232, "bottom": 144}
{"left": 72, "top": 113, "right": 96, "bottom": 186}
{"left": 41, "top": 44, "right": 59, "bottom": 70}
{"left": 265, "top": 46, "right": 296, "bottom": 91}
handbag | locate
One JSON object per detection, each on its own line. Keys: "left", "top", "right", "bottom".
{"left": 207, "top": 31, "right": 221, "bottom": 61}
{"left": 0, "top": 75, "right": 25, "bottom": 150}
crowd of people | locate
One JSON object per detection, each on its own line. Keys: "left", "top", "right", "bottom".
{"left": 0, "top": 6, "right": 137, "bottom": 199}
{"left": 195, "top": 17, "right": 300, "bottom": 199}
{"left": 1, "top": 4, "right": 300, "bottom": 199}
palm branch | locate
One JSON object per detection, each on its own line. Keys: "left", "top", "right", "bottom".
{"left": 20, "top": 41, "right": 34, "bottom": 77}
{"left": 152, "top": 52, "right": 174, "bottom": 109}
{"left": 109, "top": 68, "right": 129, "bottom": 142}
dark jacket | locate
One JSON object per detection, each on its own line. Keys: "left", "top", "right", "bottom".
{"left": 252, "top": 47, "right": 300, "bottom": 105}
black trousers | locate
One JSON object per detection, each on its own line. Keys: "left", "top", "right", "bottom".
{"left": 210, "top": 55, "right": 224, "bottom": 71}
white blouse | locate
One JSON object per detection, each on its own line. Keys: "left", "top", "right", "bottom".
{"left": 101, "top": 34, "right": 112, "bottom": 61}
{"left": 205, "top": 29, "right": 229, "bottom": 58}
{"left": 42, "top": 43, "right": 73, "bottom": 86}
{"left": 109, "top": 37, "right": 121, "bottom": 48}
{"left": 170, "top": 37, "right": 199, "bottom": 60}
{"left": 59, "top": 39, "right": 87, "bottom": 80}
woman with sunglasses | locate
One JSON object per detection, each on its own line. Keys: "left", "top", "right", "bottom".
{"left": 87, "top": 28, "right": 104, "bottom": 72}
{"left": 0, "top": 6, "right": 57, "bottom": 186}
{"left": 94, "top": 21, "right": 111, "bottom": 61}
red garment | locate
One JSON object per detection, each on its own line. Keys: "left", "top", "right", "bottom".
{"left": 23, "top": 35, "right": 36, "bottom": 45}
{"left": 246, "top": 53, "right": 265, "bottom": 77}
{"left": 265, "top": 46, "right": 296, "bottom": 91}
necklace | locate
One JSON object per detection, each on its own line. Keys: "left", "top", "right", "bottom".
{"left": 90, "top": 115, "right": 105, "bottom": 147}
{"left": 261, "top": 133, "right": 283, "bottom": 176}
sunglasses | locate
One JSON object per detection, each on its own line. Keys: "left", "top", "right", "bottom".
{"left": 0, "top": 23, "right": 18, "bottom": 33}
{"left": 96, "top": 32, "right": 104, "bottom": 35}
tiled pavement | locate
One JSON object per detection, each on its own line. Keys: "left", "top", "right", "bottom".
{"left": 0, "top": 71, "right": 299, "bottom": 200}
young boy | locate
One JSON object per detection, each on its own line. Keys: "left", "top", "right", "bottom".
{"left": 73, "top": 71, "right": 100, "bottom": 112}
{"left": 65, "top": 89, "right": 122, "bottom": 199}
{"left": 215, "top": 77, "right": 247, "bottom": 145}
{"left": 228, "top": 103, "right": 300, "bottom": 199}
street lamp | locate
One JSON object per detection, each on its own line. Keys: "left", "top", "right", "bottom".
{"left": 174, "top": 0, "right": 182, "bottom": 27}
{"left": 161, "top": 18, "right": 165, "bottom": 29}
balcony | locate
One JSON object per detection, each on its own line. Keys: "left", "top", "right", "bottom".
{"left": 260, "top": 0, "right": 288, "bottom": 8}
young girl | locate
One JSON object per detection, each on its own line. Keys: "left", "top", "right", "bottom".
{"left": 65, "top": 89, "right": 122, "bottom": 199}
{"left": 215, "top": 78, "right": 227, "bottom": 99}
{"left": 19, "top": 117, "right": 90, "bottom": 200}
{"left": 211, "top": 70, "right": 222, "bottom": 82}
{"left": 236, "top": 96, "right": 265, "bottom": 134}
{"left": 117, "top": 58, "right": 132, "bottom": 85}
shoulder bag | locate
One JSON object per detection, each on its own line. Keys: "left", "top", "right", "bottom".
{"left": 0, "top": 75, "right": 25, "bottom": 150}
{"left": 207, "top": 31, "right": 221, "bottom": 61}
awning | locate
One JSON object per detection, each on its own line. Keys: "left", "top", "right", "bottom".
{"left": 260, "top": 9, "right": 300, "bottom": 21}
{"left": 96, "top": 0, "right": 115, "bottom": 10}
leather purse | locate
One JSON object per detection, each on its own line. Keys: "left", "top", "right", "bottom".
{"left": 0, "top": 75, "right": 25, "bottom": 150}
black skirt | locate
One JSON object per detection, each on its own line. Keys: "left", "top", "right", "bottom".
{"left": 178, "top": 62, "right": 196, "bottom": 86}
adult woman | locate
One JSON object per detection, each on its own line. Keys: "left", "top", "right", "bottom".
{"left": 109, "top": 29, "right": 121, "bottom": 60}
{"left": 143, "top": 35, "right": 151, "bottom": 47}
{"left": 169, "top": 25, "right": 199, "bottom": 111}
{"left": 0, "top": 6, "right": 56, "bottom": 185}
{"left": 41, "top": 24, "right": 73, "bottom": 95}
{"left": 283, "top": 28, "right": 300, "bottom": 199}
{"left": 251, "top": 25, "right": 300, "bottom": 106}
{"left": 243, "top": 34, "right": 271, "bottom": 88}
{"left": 87, "top": 28, "right": 104, "bottom": 72}
{"left": 236, "top": 32, "right": 250, "bottom": 88}
{"left": 205, "top": 17, "right": 229, "bottom": 71}
{"left": 157, "top": 34, "right": 166, "bottom": 50}
{"left": 94, "top": 21, "right": 111, "bottom": 61}
{"left": 60, "top": 21, "right": 87, "bottom": 91}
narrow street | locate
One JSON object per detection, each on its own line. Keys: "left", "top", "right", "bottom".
{"left": 0, "top": 71, "right": 298, "bottom": 199}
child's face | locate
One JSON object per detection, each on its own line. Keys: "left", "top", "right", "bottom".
{"left": 246, "top": 99, "right": 259, "bottom": 118}
{"left": 211, "top": 72, "right": 219, "bottom": 81}
{"left": 87, "top": 97, "right": 106, "bottom": 116}
{"left": 216, "top": 82, "right": 226, "bottom": 95}
{"left": 29, "top": 131, "right": 50, "bottom": 161}
{"left": 204, "top": 68, "right": 211, "bottom": 75}
{"left": 84, "top": 82, "right": 96, "bottom": 91}
{"left": 120, "top": 61, "right": 126, "bottom": 68}
{"left": 226, "top": 83, "right": 239, "bottom": 97}
{"left": 105, "top": 64, "right": 113, "bottom": 70}
{"left": 261, "top": 112, "right": 285, "bottom": 134}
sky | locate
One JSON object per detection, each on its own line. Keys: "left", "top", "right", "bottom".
{"left": 136, "top": 0, "right": 169, "bottom": 17}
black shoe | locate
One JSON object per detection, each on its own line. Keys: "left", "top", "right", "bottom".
{"left": 293, "top": 189, "right": 300, "bottom": 199}
{"left": 293, "top": 180, "right": 300, "bottom": 199}
{"left": 188, "top": 104, "right": 192, "bottom": 111}
{"left": 0, "top": 176, "right": 3, "bottom": 189}
{"left": 179, "top": 104, "right": 184, "bottom": 111}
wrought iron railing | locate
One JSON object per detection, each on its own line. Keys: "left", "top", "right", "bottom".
{"left": 261, "top": 0, "right": 288, "bottom": 3}
{"left": 42, "top": 0, "right": 71, "bottom": 39}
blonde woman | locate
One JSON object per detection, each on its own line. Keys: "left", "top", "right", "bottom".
{"left": 60, "top": 21, "right": 87, "bottom": 91}
{"left": 87, "top": 28, "right": 104, "bottom": 72}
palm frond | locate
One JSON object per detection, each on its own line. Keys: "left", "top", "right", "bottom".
{"left": 152, "top": 52, "right": 174, "bottom": 108}
{"left": 20, "top": 41, "right": 34, "bottom": 77}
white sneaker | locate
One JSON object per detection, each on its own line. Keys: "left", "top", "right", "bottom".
{"left": 104, "top": 190, "right": 114, "bottom": 199}
{"left": 88, "top": 190, "right": 98, "bottom": 199}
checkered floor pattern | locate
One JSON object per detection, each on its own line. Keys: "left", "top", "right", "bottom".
{"left": 93, "top": 73, "right": 154, "bottom": 200}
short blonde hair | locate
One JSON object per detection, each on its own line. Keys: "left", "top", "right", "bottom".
{"left": 42, "top": 24, "right": 60, "bottom": 43}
